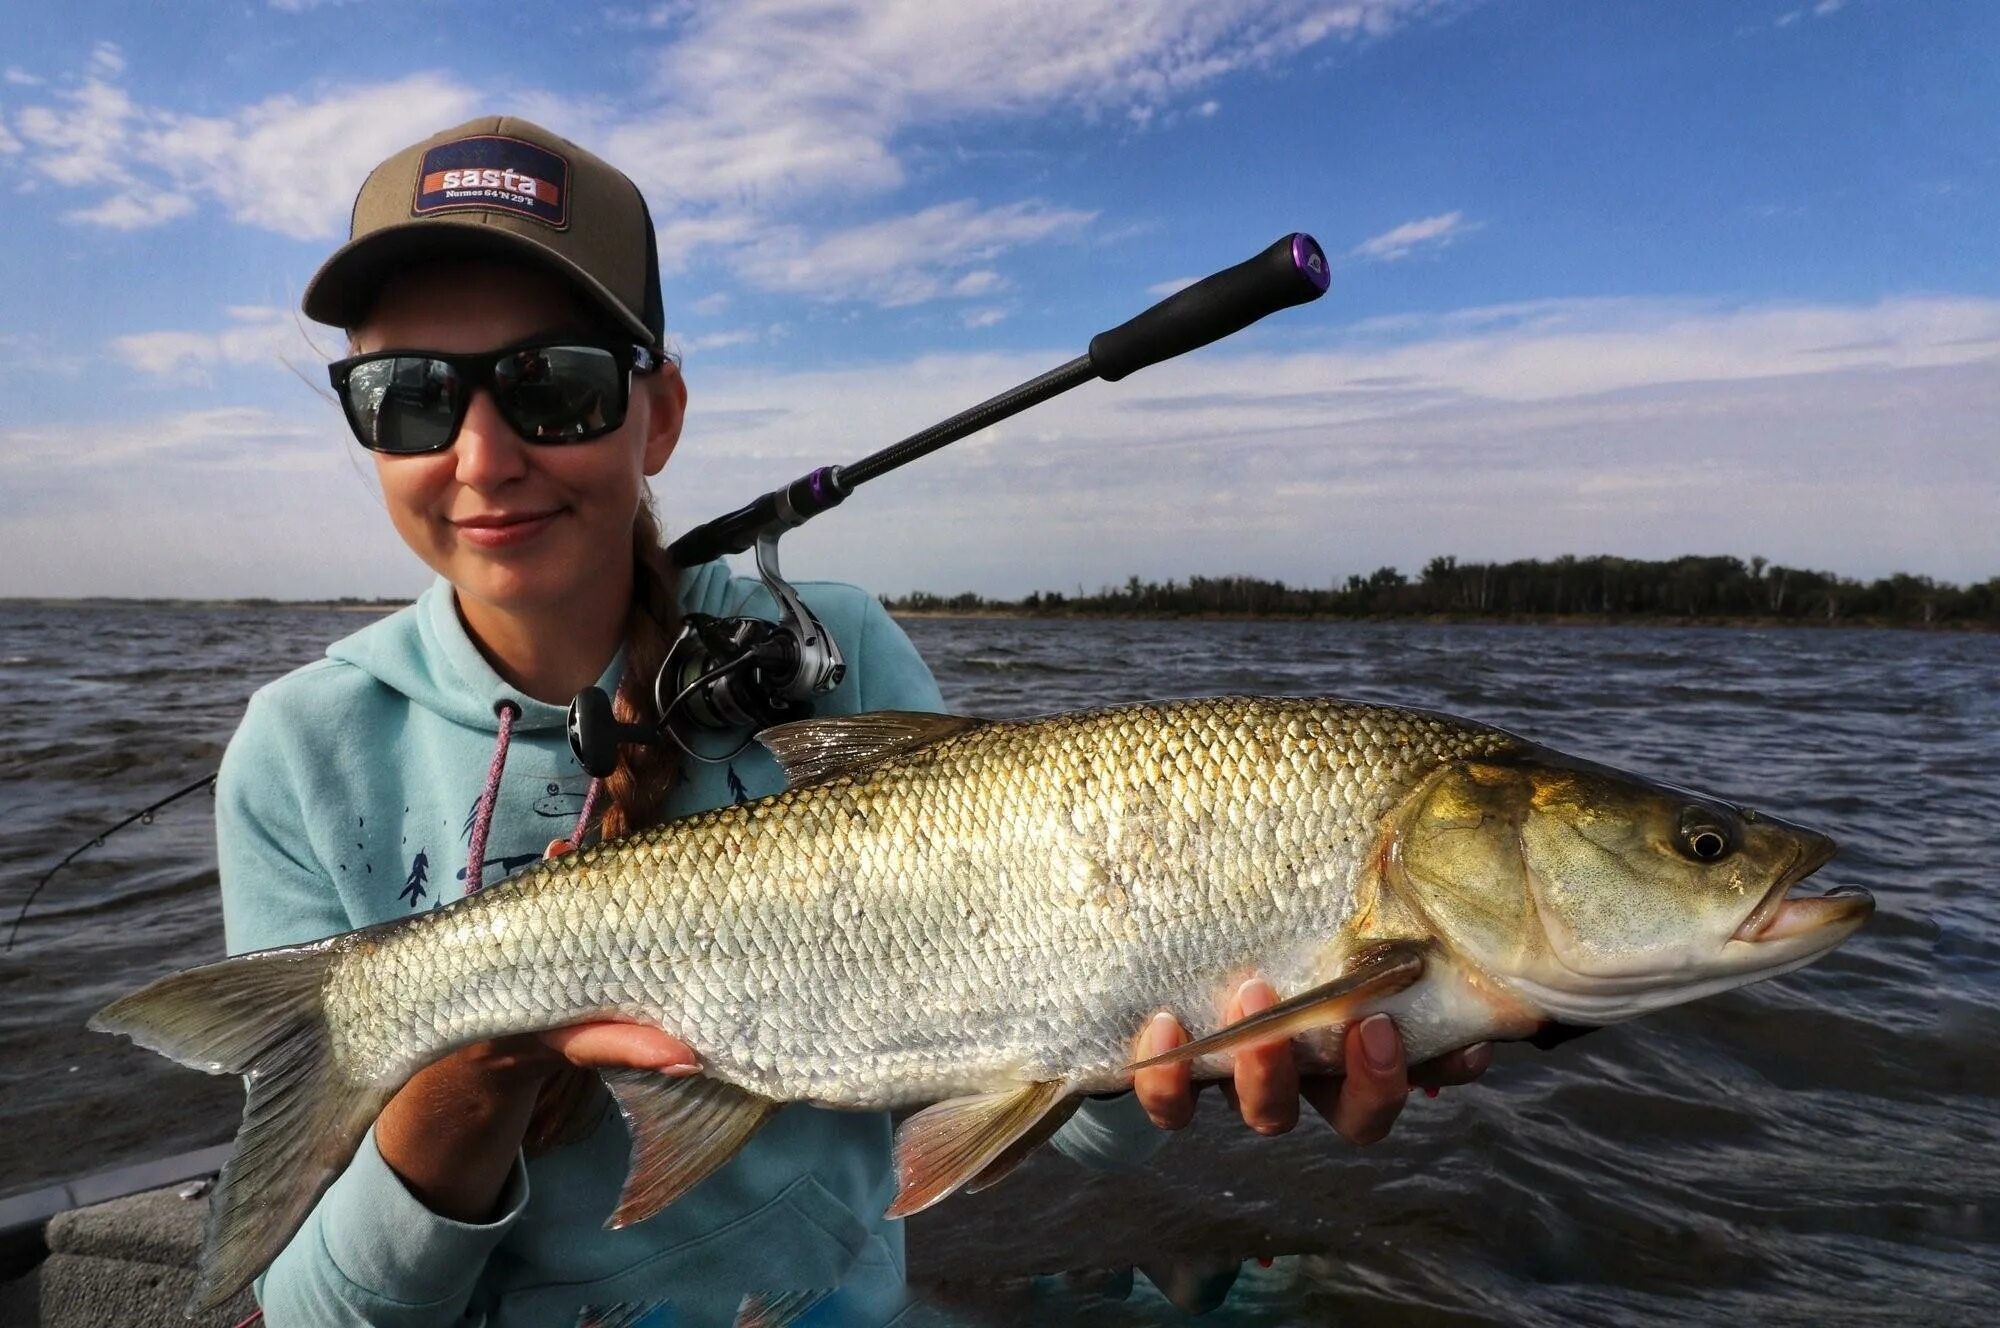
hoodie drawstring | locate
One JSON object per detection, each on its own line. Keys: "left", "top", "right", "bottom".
{"left": 571, "top": 777, "right": 604, "bottom": 849}
{"left": 466, "top": 701, "right": 520, "bottom": 894}
{"left": 466, "top": 702, "right": 608, "bottom": 893}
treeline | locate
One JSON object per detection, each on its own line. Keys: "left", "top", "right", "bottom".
{"left": 884, "top": 555, "right": 2000, "bottom": 627}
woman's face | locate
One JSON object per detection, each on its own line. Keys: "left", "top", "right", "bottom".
{"left": 350, "top": 260, "right": 684, "bottom": 619}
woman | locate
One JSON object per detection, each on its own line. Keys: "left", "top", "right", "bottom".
{"left": 222, "top": 117, "right": 1489, "bottom": 1326}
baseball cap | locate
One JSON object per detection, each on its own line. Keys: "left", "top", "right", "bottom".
{"left": 302, "top": 116, "right": 665, "bottom": 348}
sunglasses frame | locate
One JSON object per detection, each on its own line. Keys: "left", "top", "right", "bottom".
{"left": 327, "top": 339, "right": 667, "bottom": 455}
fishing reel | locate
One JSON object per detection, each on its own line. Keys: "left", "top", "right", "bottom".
{"left": 567, "top": 505, "right": 846, "bottom": 777}
{"left": 568, "top": 234, "right": 1331, "bottom": 779}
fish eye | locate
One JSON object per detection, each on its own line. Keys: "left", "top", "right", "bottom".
{"left": 1676, "top": 809, "right": 1736, "bottom": 863}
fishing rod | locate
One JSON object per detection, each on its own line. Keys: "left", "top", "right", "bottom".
{"left": 4, "top": 773, "right": 218, "bottom": 953}
{"left": 568, "top": 232, "right": 1331, "bottom": 774}
{"left": 12, "top": 237, "right": 1331, "bottom": 943}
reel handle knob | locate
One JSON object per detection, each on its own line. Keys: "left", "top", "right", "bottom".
{"left": 566, "top": 686, "right": 659, "bottom": 778}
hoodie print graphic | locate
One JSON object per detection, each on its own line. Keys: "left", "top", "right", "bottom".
{"left": 450, "top": 776, "right": 594, "bottom": 889}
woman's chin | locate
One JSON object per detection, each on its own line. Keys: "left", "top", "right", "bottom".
{"left": 448, "top": 558, "right": 587, "bottom": 619}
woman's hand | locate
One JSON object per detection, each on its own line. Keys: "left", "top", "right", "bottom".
{"left": 1129, "top": 978, "right": 1492, "bottom": 1146}
{"left": 374, "top": 1022, "right": 699, "bottom": 1222}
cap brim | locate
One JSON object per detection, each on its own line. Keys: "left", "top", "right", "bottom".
{"left": 301, "top": 220, "right": 657, "bottom": 346}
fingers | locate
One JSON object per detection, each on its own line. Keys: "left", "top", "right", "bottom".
{"left": 1131, "top": 1013, "right": 1196, "bottom": 1129}
{"left": 1306, "top": 1013, "right": 1410, "bottom": 1146}
{"left": 539, "top": 1021, "right": 701, "bottom": 1074}
{"left": 1410, "top": 1041, "right": 1493, "bottom": 1094}
{"left": 1227, "top": 978, "right": 1300, "bottom": 1136}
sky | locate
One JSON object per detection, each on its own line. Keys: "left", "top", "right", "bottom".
{"left": 0, "top": 0, "right": 1995, "bottom": 599}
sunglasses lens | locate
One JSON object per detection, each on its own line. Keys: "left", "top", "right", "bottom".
{"left": 344, "top": 356, "right": 462, "bottom": 453}
{"left": 496, "top": 346, "right": 624, "bottom": 441}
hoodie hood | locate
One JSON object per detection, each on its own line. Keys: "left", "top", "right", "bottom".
{"left": 325, "top": 562, "right": 740, "bottom": 734}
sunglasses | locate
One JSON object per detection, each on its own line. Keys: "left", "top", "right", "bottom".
{"left": 328, "top": 341, "right": 666, "bottom": 454}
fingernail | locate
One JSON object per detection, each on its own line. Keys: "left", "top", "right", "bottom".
{"left": 658, "top": 1060, "right": 704, "bottom": 1077}
{"left": 1360, "top": 1015, "right": 1400, "bottom": 1072}
{"left": 1464, "top": 1042, "right": 1493, "bottom": 1074}
{"left": 1237, "top": 978, "right": 1277, "bottom": 1013}
{"left": 1143, "top": 1012, "right": 1178, "bottom": 1057}
{"left": 1423, "top": 1086, "right": 1441, "bottom": 1099}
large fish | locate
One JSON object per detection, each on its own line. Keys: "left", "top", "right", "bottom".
{"left": 92, "top": 697, "right": 1872, "bottom": 1309}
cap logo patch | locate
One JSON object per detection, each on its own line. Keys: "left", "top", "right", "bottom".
{"left": 413, "top": 135, "right": 569, "bottom": 228}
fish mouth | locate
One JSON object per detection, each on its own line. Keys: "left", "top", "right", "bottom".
{"left": 1732, "top": 832, "right": 1873, "bottom": 942}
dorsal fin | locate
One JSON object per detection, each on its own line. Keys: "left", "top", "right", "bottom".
{"left": 756, "top": 711, "right": 988, "bottom": 788}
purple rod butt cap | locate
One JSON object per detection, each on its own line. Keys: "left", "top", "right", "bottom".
{"left": 1292, "top": 233, "right": 1330, "bottom": 293}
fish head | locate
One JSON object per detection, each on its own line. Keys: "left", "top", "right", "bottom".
{"left": 1392, "top": 750, "right": 1872, "bottom": 1026}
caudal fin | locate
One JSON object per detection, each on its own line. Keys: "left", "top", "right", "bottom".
{"left": 91, "top": 943, "right": 393, "bottom": 1310}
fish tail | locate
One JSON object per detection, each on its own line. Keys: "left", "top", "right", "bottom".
{"left": 90, "top": 944, "right": 392, "bottom": 1311}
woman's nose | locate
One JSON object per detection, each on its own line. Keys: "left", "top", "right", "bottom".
{"left": 453, "top": 389, "right": 530, "bottom": 488}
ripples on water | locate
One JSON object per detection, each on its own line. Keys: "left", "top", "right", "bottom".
{"left": 0, "top": 606, "right": 1990, "bottom": 1324}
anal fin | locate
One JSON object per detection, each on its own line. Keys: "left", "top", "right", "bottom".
{"left": 737, "top": 1289, "right": 833, "bottom": 1328}
{"left": 1126, "top": 943, "right": 1425, "bottom": 1072}
{"left": 965, "top": 1095, "right": 1081, "bottom": 1194}
{"left": 601, "top": 1070, "right": 778, "bottom": 1229}
{"left": 886, "top": 1079, "right": 1069, "bottom": 1219}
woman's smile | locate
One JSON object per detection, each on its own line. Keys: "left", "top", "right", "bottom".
{"left": 449, "top": 507, "right": 565, "bottom": 550}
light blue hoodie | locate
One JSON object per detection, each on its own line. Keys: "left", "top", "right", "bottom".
{"left": 216, "top": 562, "right": 1164, "bottom": 1328}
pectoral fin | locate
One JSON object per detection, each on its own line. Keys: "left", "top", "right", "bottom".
{"left": 601, "top": 1070, "right": 779, "bottom": 1229}
{"left": 886, "top": 1079, "right": 1069, "bottom": 1219}
{"left": 1126, "top": 943, "right": 1426, "bottom": 1072}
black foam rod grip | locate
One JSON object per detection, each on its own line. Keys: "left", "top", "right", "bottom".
{"left": 1087, "top": 233, "right": 1330, "bottom": 383}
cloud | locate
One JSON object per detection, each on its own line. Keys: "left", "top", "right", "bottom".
{"left": 658, "top": 293, "right": 2000, "bottom": 598}
{"left": 16, "top": 292, "right": 2000, "bottom": 596}
{"left": 960, "top": 307, "right": 1008, "bottom": 329}
{"left": 11, "top": 64, "right": 476, "bottom": 239}
{"left": 1147, "top": 276, "right": 1199, "bottom": 298}
{"left": 14, "top": 78, "right": 141, "bottom": 187}
{"left": 0, "top": 406, "right": 329, "bottom": 478}
{"left": 689, "top": 292, "right": 732, "bottom": 316}
{"left": 138, "top": 75, "right": 480, "bottom": 239}
{"left": 87, "top": 43, "right": 125, "bottom": 78}
{"left": 677, "top": 327, "right": 760, "bottom": 353}
{"left": 0, "top": 332, "right": 88, "bottom": 378}
{"left": 14, "top": 1, "right": 1444, "bottom": 275}
{"left": 1352, "top": 210, "right": 1477, "bottom": 262}
{"left": 0, "top": 403, "right": 389, "bottom": 599}
{"left": 112, "top": 306, "right": 328, "bottom": 381}
{"left": 3, "top": 67, "right": 42, "bottom": 87}
{"left": 735, "top": 199, "right": 1095, "bottom": 306}
{"left": 64, "top": 189, "right": 195, "bottom": 229}
{"left": 950, "top": 270, "right": 1006, "bottom": 298}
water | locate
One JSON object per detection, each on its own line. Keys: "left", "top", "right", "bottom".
{"left": 0, "top": 605, "right": 1991, "bottom": 1325}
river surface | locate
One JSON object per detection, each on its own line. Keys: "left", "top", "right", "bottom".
{"left": 0, "top": 605, "right": 1989, "bottom": 1325}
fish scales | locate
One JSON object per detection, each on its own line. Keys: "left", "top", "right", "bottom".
{"left": 96, "top": 692, "right": 1875, "bottom": 1310}
{"left": 320, "top": 697, "right": 1519, "bottom": 1105}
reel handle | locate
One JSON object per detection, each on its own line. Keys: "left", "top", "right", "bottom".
{"left": 566, "top": 686, "right": 659, "bottom": 779}
{"left": 1087, "top": 232, "right": 1330, "bottom": 383}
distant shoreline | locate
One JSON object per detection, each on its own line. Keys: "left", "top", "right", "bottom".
{"left": 887, "top": 608, "right": 1997, "bottom": 632}
{"left": 5, "top": 598, "right": 1989, "bottom": 633}
{"left": 0, "top": 598, "right": 408, "bottom": 612}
